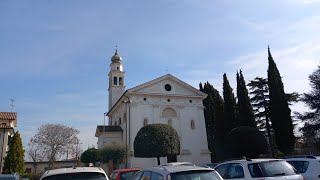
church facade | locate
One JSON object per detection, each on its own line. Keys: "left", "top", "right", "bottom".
{"left": 95, "top": 50, "right": 211, "bottom": 168}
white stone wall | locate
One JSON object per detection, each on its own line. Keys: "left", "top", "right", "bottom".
{"left": 126, "top": 94, "right": 210, "bottom": 168}
{"left": 97, "top": 132, "right": 123, "bottom": 149}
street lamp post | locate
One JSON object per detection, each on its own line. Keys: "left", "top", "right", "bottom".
{"left": 123, "top": 100, "right": 131, "bottom": 168}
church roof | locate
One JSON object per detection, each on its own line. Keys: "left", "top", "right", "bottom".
{"left": 95, "top": 125, "right": 123, "bottom": 137}
{"left": 0, "top": 112, "right": 17, "bottom": 120}
{"left": 111, "top": 48, "right": 122, "bottom": 63}
{"left": 126, "top": 74, "right": 207, "bottom": 97}
{"left": 107, "top": 74, "right": 207, "bottom": 116}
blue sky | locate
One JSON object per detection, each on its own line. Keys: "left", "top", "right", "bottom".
{"left": 1, "top": 0, "right": 319, "bottom": 160}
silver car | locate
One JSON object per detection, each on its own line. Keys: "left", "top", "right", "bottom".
{"left": 40, "top": 167, "right": 109, "bottom": 180}
{"left": 214, "top": 158, "right": 303, "bottom": 180}
{"left": 131, "top": 164, "right": 223, "bottom": 180}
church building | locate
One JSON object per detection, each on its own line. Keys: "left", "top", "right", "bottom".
{"left": 95, "top": 49, "right": 211, "bottom": 168}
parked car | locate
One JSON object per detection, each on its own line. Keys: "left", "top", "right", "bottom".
{"left": 40, "top": 167, "right": 109, "bottom": 180}
{"left": 160, "top": 162, "right": 195, "bottom": 166}
{"left": 284, "top": 155, "right": 320, "bottom": 180}
{"left": 206, "top": 163, "right": 219, "bottom": 169}
{"left": 0, "top": 173, "right": 21, "bottom": 180}
{"left": 214, "top": 158, "right": 303, "bottom": 179}
{"left": 131, "top": 164, "right": 223, "bottom": 180}
{"left": 109, "top": 167, "right": 141, "bottom": 180}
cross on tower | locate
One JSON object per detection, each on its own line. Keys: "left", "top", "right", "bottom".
{"left": 10, "top": 99, "right": 15, "bottom": 112}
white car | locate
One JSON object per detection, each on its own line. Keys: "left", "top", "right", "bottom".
{"left": 131, "top": 164, "right": 223, "bottom": 180}
{"left": 40, "top": 167, "right": 109, "bottom": 180}
{"left": 284, "top": 155, "right": 320, "bottom": 180}
{"left": 214, "top": 158, "right": 303, "bottom": 180}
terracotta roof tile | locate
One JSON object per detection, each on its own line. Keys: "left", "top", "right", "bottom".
{"left": 0, "top": 112, "right": 17, "bottom": 120}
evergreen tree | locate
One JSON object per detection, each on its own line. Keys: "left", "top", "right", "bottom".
{"left": 236, "top": 70, "right": 256, "bottom": 127}
{"left": 3, "top": 131, "right": 25, "bottom": 174}
{"left": 199, "top": 82, "right": 215, "bottom": 161}
{"left": 223, "top": 73, "right": 238, "bottom": 134}
{"left": 247, "top": 77, "right": 274, "bottom": 156}
{"left": 81, "top": 148, "right": 100, "bottom": 166}
{"left": 299, "top": 66, "right": 320, "bottom": 151}
{"left": 200, "top": 82, "right": 225, "bottom": 161}
{"left": 225, "top": 126, "right": 268, "bottom": 158}
{"left": 267, "top": 47, "right": 295, "bottom": 154}
{"left": 100, "top": 144, "right": 126, "bottom": 169}
{"left": 134, "top": 124, "right": 180, "bottom": 165}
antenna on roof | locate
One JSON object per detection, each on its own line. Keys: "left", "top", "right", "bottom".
{"left": 10, "top": 99, "right": 15, "bottom": 112}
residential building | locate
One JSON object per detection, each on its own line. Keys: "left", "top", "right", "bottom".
{"left": 0, "top": 112, "right": 16, "bottom": 173}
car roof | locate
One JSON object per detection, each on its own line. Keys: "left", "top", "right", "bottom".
{"left": 160, "top": 162, "right": 195, "bottom": 166}
{"left": 41, "top": 167, "right": 107, "bottom": 179}
{"left": 219, "top": 158, "right": 283, "bottom": 164}
{"left": 0, "top": 174, "right": 19, "bottom": 177}
{"left": 113, "top": 167, "right": 141, "bottom": 172}
{"left": 283, "top": 155, "right": 320, "bottom": 160}
{"left": 144, "top": 165, "right": 214, "bottom": 174}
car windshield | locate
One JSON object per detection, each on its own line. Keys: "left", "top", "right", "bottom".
{"left": 42, "top": 172, "right": 107, "bottom": 180}
{"left": 248, "top": 160, "right": 297, "bottom": 178}
{"left": 171, "top": 170, "right": 221, "bottom": 180}
{"left": 286, "top": 160, "right": 309, "bottom": 173}
{"left": 110, "top": 172, "right": 119, "bottom": 180}
{"left": 119, "top": 171, "right": 139, "bottom": 180}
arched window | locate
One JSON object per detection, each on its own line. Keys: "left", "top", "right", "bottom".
{"left": 162, "top": 108, "right": 177, "bottom": 118}
{"left": 191, "top": 120, "right": 195, "bottom": 129}
{"left": 119, "top": 77, "right": 123, "bottom": 85}
{"left": 168, "top": 119, "right": 172, "bottom": 126}
{"left": 113, "top": 77, "right": 118, "bottom": 85}
{"left": 119, "top": 118, "right": 122, "bottom": 125}
{"left": 143, "top": 118, "right": 148, "bottom": 126}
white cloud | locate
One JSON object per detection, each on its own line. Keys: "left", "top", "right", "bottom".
{"left": 289, "top": 0, "right": 320, "bottom": 4}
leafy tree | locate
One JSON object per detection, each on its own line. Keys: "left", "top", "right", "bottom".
{"left": 100, "top": 144, "right": 126, "bottom": 169}
{"left": 236, "top": 70, "right": 256, "bottom": 127}
{"left": 225, "top": 126, "right": 267, "bottom": 158}
{"left": 299, "top": 65, "right": 320, "bottom": 151}
{"left": 3, "top": 131, "right": 25, "bottom": 174}
{"left": 267, "top": 47, "right": 295, "bottom": 154}
{"left": 81, "top": 148, "right": 100, "bottom": 166}
{"left": 134, "top": 124, "right": 180, "bottom": 165}
{"left": 223, "top": 73, "right": 238, "bottom": 134}
{"left": 30, "top": 123, "right": 80, "bottom": 168}
{"left": 27, "top": 142, "right": 43, "bottom": 174}
{"left": 200, "top": 82, "right": 225, "bottom": 161}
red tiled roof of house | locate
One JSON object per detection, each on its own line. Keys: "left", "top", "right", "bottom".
{"left": 0, "top": 112, "right": 17, "bottom": 120}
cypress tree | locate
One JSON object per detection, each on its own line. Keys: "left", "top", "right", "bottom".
{"left": 267, "top": 46, "right": 295, "bottom": 154}
{"left": 223, "top": 73, "right": 238, "bottom": 134}
{"left": 200, "top": 82, "right": 215, "bottom": 161}
{"left": 3, "top": 131, "right": 25, "bottom": 174}
{"left": 237, "top": 70, "right": 256, "bottom": 127}
{"left": 200, "top": 82, "right": 225, "bottom": 161}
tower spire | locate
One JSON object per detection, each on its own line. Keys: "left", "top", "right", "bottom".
{"left": 115, "top": 45, "right": 118, "bottom": 55}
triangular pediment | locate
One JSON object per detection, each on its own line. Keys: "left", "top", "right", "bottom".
{"left": 127, "top": 74, "right": 207, "bottom": 98}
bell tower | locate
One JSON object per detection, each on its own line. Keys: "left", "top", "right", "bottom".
{"left": 108, "top": 48, "right": 125, "bottom": 110}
